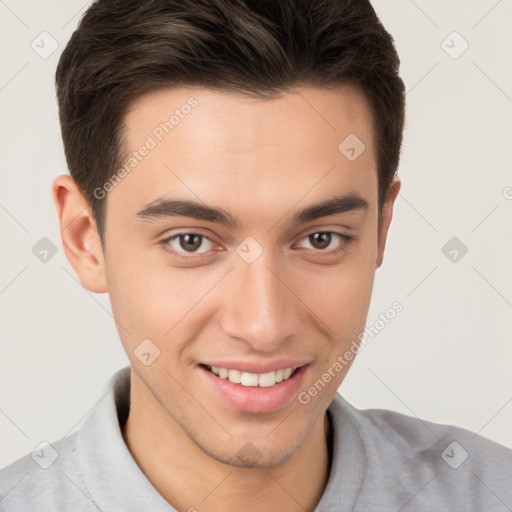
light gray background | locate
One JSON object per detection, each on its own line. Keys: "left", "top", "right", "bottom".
{"left": 1, "top": 0, "right": 511, "bottom": 468}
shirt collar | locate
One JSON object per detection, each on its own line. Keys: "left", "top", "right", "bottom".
{"left": 77, "top": 366, "right": 366, "bottom": 511}
{"left": 315, "top": 391, "right": 367, "bottom": 510}
{"left": 77, "top": 366, "right": 176, "bottom": 511}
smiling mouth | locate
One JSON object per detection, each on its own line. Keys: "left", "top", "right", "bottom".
{"left": 201, "top": 364, "right": 300, "bottom": 387}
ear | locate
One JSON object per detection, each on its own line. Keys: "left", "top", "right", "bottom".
{"left": 376, "top": 177, "right": 401, "bottom": 269}
{"left": 52, "top": 174, "right": 108, "bottom": 293}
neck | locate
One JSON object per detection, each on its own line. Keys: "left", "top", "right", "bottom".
{"left": 122, "top": 373, "right": 331, "bottom": 512}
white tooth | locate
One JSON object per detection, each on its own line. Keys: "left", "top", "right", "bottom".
{"left": 219, "top": 367, "right": 229, "bottom": 379}
{"left": 240, "top": 372, "right": 259, "bottom": 387}
{"left": 228, "top": 369, "right": 242, "bottom": 384}
{"left": 275, "top": 369, "right": 284, "bottom": 383}
{"left": 283, "top": 368, "right": 294, "bottom": 380}
{"left": 259, "top": 371, "right": 276, "bottom": 387}
{"left": 211, "top": 366, "right": 220, "bottom": 375}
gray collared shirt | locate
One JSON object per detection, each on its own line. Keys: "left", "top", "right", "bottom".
{"left": 1, "top": 366, "right": 511, "bottom": 511}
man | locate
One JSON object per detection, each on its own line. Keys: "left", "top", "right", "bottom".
{"left": 1, "top": 0, "right": 510, "bottom": 511}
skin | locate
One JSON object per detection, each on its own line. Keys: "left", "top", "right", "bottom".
{"left": 52, "top": 84, "right": 400, "bottom": 512}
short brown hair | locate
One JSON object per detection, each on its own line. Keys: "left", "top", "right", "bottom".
{"left": 56, "top": 0, "right": 406, "bottom": 247}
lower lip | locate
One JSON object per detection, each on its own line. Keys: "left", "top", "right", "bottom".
{"left": 198, "top": 365, "right": 309, "bottom": 414}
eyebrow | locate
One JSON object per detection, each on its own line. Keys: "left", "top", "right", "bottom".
{"left": 135, "top": 193, "right": 369, "bottom": 229}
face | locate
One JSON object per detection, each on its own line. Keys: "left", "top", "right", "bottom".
{"left": 95, "top": 84, "right": 393, "bottom": 466}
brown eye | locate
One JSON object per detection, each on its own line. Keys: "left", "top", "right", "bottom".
{"left": 308, "top": 232, "right": 332, "bottom": 250}
{"left": 297, "top": 231, "right": 354, "bottom": 256}
{"left": 162, "top": 233, "right": 215, "bottom": 257}
{"left": 179, "top": 234, "right": 203, "bottom": 252}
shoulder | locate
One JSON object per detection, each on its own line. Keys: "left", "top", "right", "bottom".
{"left": 0, "top": 432, "right": 97, "bottom": 512}
{"left": 0, "top": 367, "right": 130, "bottom": 512}
{"left": 356, "top": 403, "right": 512, "bottom": 467}
{"left": 329, "top": 395, "right": 512, "bottom": 511}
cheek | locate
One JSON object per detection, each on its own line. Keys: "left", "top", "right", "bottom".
{"left": 302, "top": 238, "right": 376, "bottom": 331}
{"left": 105, "top": 248, "right": 219, "bottom": 359}
{"left": 104, "top": 248, "right": 178, "bottom": 351}
{"left": 311, "top": 270, "right": 374, "bottom": 342}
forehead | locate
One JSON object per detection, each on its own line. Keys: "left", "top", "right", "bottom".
{"left": 111, "top": 84, "right": 377, "bottom": 225}
{"left": 124, "top": 83, "right": 374, "bottom": 153}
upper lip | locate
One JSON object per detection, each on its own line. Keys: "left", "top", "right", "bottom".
{"left": 200, "top": 360, "right": 310, "bottom": 374}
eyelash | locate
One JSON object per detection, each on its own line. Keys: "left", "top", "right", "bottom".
{"left": 159, "top": 231, "right": 355, "bottom": 261}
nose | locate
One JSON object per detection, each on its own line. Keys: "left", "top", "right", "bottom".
{"left": 218, "top": 251, "right": 300, "bottom": 352}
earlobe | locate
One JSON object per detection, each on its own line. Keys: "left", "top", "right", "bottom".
{"left": 376, "top": 178, "right": 401, "bottom": 269}
{"left": 52, "top": 174, "right": 108, "bottom": 293}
